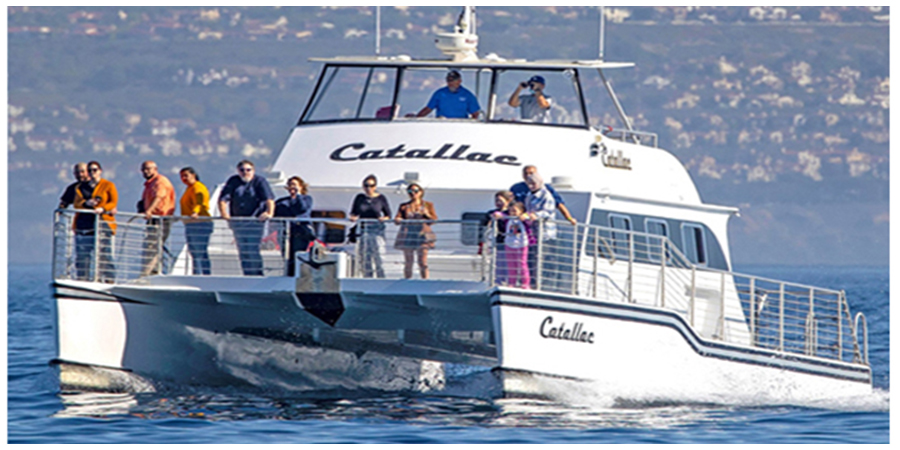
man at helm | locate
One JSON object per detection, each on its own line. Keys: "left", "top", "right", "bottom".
{"left": 508, "top": 75, "right": 552, "bottom": 123}
{"left": 414, "top": 70, "right": 481, "bottom": 119}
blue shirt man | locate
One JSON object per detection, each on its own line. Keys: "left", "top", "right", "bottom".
{"left": 217, "top": 161, "right": 275, "bottom": 276}
{"left": 219, "top": 170, "right": 275, "bottom": 218}
{"left": 510, "top": 165, "right": 577, "bottom": 225}
{"left": 415, "top": 70, "right": 480, "bottom": 119}
{"left": 510, "top": 180, "right": 563, "bottom": 205}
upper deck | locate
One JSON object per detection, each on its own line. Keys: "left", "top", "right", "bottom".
{"left": 270, "top": 54, "right": 724, "bottom": 212}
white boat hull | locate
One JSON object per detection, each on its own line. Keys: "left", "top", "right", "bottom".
{"left": 53, "top": 278, "right": 870, "bottom": 402}
{"left": 491, "top": 288, "right": 871, "bottom": 402}
{"left": 52, "top": 278, "right": 497, "bottom": 392}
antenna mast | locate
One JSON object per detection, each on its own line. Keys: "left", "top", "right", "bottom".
{"left": 599, "top": 6, "right": 605, "bottom": 60}
{"left": 375, "top": 6, "right": 381, "bottom": 55}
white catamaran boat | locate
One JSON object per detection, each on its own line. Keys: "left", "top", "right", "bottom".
{"left": 51, "top": 8, "right": 871, "bottom": 401}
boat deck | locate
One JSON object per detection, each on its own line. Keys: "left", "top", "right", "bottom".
{"left": 52, "top": 209, "right": 869, "bottom": 368}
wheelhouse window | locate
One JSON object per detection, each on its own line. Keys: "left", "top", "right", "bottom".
{"left": 300, "top": 64, "right": 590, "bottom": 128}
{"left": 303, "top": 66, "right": 398, "bottom": 122}
{"left": 681, "top": 223, "right": 707, "bottom": 266}
{"left": 491, "top": 69, "right": 587, "bottom": 127}
{"left": 394, "top": 68, "right": 490, "bottom": 119}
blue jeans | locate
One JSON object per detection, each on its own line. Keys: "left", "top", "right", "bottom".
{"left": 185, "top": 221, "right": 214, "bottom": 275}
{"left": 74, "top": 223, "right": 115, "bottom": 282}
{"left": 231, "top": 221, "right": 265, "bottom": 276}
{"left": 360, "top": 233, "right": 385, "bottom": 278}
{"left": 75, "top": 232, "right": 94, "bottom": 280}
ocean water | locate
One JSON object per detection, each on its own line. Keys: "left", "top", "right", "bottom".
{"left": 7, "top": 264, "right": 889, "bottom": 443}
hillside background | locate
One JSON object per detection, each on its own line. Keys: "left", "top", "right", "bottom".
{"left": 7, "top": 6, "right": 889, "bottom": 265}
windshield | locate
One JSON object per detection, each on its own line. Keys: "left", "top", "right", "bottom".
{"left": 300, "top": 64, "right": 588, "bottom": 128}
{"left": 492, "top": 69, "right": 586, "bottom": 126}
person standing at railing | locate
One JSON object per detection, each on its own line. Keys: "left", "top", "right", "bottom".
{"left": 504, "top": 201, "right": 532, "bottom": 289}
{"left": 59, "top": 163, "right": 89, "bottom": 209}
{"left": 509, "top": 165, "right": 577, "bottom": 226}
{"left": 481, "top": 190, "right": 514, "bottom": 285}
{"left": 179, "top": 167, "right": 213, "bottom": 275}
{"left": 523, "top": 172, "right": 559, "bottom": 291}
{"left": 349, "top": 174, "right": 392, "bottom": 278}
{"left": 218, "top": 160, "right": 275, "bottom": 276}
{"left": 139, "top": 161, "right": 176, "bottom": 277}
{"left": 59, "top": 162, "right": 90, "bottom": 278}
{"left": 69, "top": 164, "right": 98, "bottom": 280}
{"left": 394, "top": 183, "right": 437, "bottom": 279}
{"left": 274, "top": 176, "right": 314, "bottom": 277}
{"left": 73, "top": 161, "right": 118, "bottom": 283}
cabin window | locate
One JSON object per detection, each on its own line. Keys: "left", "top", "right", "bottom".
{"left": 608, "top": 214, "right": 632, "bottom": 257}
{"left": 395, "top": 68, "right": 490, "bottom": 120}
{"left": 460, "top": 212, "right": 488, "bottom": 246}
{"left": 644, "top": 219, "right": 668, "bottom": 263}
{"left": 492, "top": 70, "right": 586, "bottom": 127}
{"left": 681, "top": 223, "right": 707, "bottom": 266}
{"left": 304, "top": 66, "right": 398, "bottom": 122}
{"left": 311, "top": 210, "right": 347, "bottom": 244}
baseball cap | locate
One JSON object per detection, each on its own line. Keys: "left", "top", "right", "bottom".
{"left": 446, "top": 70, "right": 462, "bottom": 81}
{"left": 529, "top": 75, "right": 546, "bottom": 86}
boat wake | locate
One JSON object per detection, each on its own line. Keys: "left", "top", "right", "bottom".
{"left": 508, "top": 371, "right": 889, "bottom": 413}
{"left": 53, "top": 359, "right": 887, "bottom": 424}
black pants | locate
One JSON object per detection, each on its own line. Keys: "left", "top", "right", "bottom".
{"left": 284, "top": 226, "right": 314, "bottom": 277}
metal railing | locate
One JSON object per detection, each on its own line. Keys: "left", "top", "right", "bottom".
{"left": 51, "top": 210, "right": 868, "bottom": 365}
{"left": 475, "top": 218, "right": 868, "bottom": 366}
{"left": 52, "top": 209, "right": 351, "bottom": 281}
{"left": 603, "top": 127, "right": 658, "bottom": 148}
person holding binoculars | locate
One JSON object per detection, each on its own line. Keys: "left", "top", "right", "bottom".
{"left": 508, "top": 75, "right": 552, "bottom": 123}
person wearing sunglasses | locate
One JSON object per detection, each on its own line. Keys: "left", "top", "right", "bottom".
{"left": 218, "top": 160, "right": 275, "bottom": 276}
{"left": 413, "top": 70, "right": 480, "bottom": 119}
{"left": 349, "top": 174, "right": 392, "bottom": 278}
{"left": 394, "top": 183, "right": 437, "bottom": 279}
{"left": 274, "top": 176, "right": 314, "bottom": 277}
{"left": 73, "top": 161, "right": 118, "bottom": 282}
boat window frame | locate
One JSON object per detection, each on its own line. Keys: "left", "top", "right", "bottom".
{"left": 608, "top": 213, "right": 632, "bottom": 257}
{"left": 643, "top": 218, "right": 668, "bottom": 263}
{"left": 311, "top": 210, "right": 348, "bottom": 244}
{"left": 298, "top": 63, "right": 592, "bottom": 130}
{"left": 460, "top": 211, "right": 488, "bottom": 246}
{"left": 680, "top": 222, "right": 708, "bottom": 267}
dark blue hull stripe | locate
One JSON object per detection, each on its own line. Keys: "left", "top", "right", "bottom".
{"left": 53, "top": 283, "right": 149, "bottom": 305}
{"left": 491, "top": 288, "right": 871, "bottom": 384}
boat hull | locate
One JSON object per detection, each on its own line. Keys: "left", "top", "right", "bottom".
{"left": 52, "top": 280, "right": 871, "bottom": 401}
{"left": 491, "top": 288, "right": 872, "bottom": 402}
{"left": 52, "top": 278, "right": 496, "bottom": 392}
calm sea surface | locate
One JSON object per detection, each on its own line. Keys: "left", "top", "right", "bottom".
{"left": 7, "top": 264, "right": 889, "bottom": 443}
